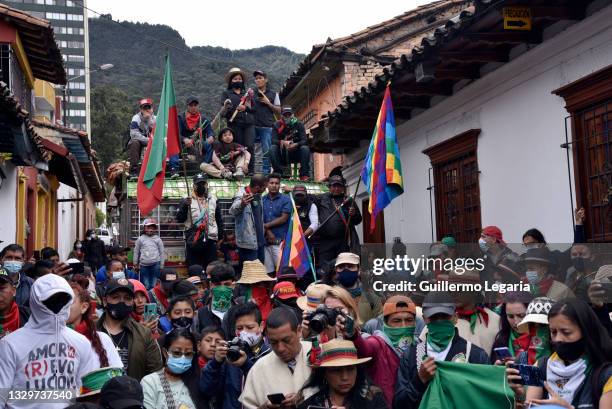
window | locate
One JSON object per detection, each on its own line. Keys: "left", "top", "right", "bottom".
{"left": 554, "top": 65, "right": 612, "bottom": 241}
{"left": 67, "top": 14, "right": 84, "bottom": 21}
{"left": 46, "top": 12, "right": 66, "bottom": 20}
{"left": 423, "top": 129, "right": 482, "bottom": 242}
{"left": 68, "top": 96, "right": 86, "bottom": 103}
{"left": 68, "top": 109, "right": 86, "bottom": 117}
{"left": 65, "top": 55, "right": 85, "bottom": 63}
{"left": 68, "top": 82, "right": 85, "bottom": 90}
{"left": 53, "top": 27, "right": 84, "bottom": 35}
{"left": 67, "top": 68, "right": 85, "bottom": 76}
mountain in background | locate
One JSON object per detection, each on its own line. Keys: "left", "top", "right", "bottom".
{"left": 88, "top": 15, "right": 304, "bottom": 170}
{"left": 89, "top": 16, "right": 304, "bottom": 116}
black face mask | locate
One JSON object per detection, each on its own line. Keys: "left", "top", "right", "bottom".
{"left": 106, "top": 302, "right": 133, "bottom": 321}
{"left": 572, "top": 257, "right": 592, "bottom": 272}
{"left": 231, "top": 81, "right": 244, "bottom": 90}
{"left": 171, "top": 316, "right": 193, "bottom": 329}
{"left": 294, "top": 196, "right": 306, "bottom": 206}
{"left": 196, "top": 185, "right": 207, "bottom": 196}
{"left": 552, "top": 338, "right": 586, "bottom": 362}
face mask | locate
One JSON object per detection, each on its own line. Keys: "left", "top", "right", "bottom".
{"left": 239, "top": 331, "right": 262, "bottom": 347}
{"left": 552, "top": 338, "right": 586, "bottom": 362}
{"left": 211, "top": 285, "right": 233, "bottom": 313}
{"left": 337, "top": 269, "right": 359, "bottom": 288}
{"left": 383, "top": 324, "right": 415, "bottom": 348}
{"left": 171, "top": 316, "right": 193, "bottom": 330}
{"left": 525, "top": 270, "right": 541, "bottom": 285}
{"left": 572, "top": 257, "right": 591, "bottom": 272}
{"left": 3, "top": 261, "right": 23, "bottom": 274}
{"left": 106, "top": 302, "right": 133, "bottom": 321}
{"left": 76, "top": 244, "right": 82, "bottom": 250}
{"left": 145, "top": 231, "right": 155, "bottom": 236}
{"left": 112, "top": 271, "right": 126, "bottom": 280}
{"left": 347, "top": 286, "right": 362, "bottom": 299}
{"left": 426, "top": 320, "right": 456, "bottom": 352}
{"left": 167, "top": 355, "right": 192, "bottom": 374}
{"left": 196, "top": 185, "right": 207, "bottom": 196}
{"left": 91, "top": 234, "right": 97, "bottom": 239}
{"left": 231, "top": 81, "right": 244, "bottom": 89}
{"left": 478, "top": 238, "right": 489, "bottom": 253}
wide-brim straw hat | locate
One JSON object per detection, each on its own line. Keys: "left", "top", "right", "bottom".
{"left": 225, "top": 67, "right": 247, "bottom": 83}
{"left": 296, "top": 283, "right": 331, "bottom": 311}
{"left": 315, "top": 339, "right": 371, "bottom": 367}
{"left": 237, "top": 260, "right": 276, "bottom": 284}
{"left": 517, "top": 296, "right": 555, "bottom": 333}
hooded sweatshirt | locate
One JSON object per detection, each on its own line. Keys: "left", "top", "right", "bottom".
{"left": 0, "top": 274, "right": 97, "bottom": 409}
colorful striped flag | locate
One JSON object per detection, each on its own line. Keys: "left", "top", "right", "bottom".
{"left": 277, "top": 194, "right": 315, "bottom": 280}
{"left": 360, "top": 84, "right": 404, "bottom": 233}
{"left": 137, "top": 56, "right": 181, "bottom": 215}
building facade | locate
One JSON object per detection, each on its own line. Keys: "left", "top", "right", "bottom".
{"left": 4, "top": 0, "right": 89, "bottom": 132}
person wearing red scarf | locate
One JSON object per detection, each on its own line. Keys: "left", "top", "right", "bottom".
{"left": 523, "top": 247, "right": 574, "bottom": 300}
{"left": 0, "top": 272, "right": 28, "bottom": 340}
{"left": 234, "top": 261, "right": 275, "bottom": 325}
{"left": 178, "top": 96, "right": 215, "bottom": 163}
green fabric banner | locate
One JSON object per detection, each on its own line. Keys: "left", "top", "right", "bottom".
{"left": 419, "top": 361, "right": 515, "bottom": 409}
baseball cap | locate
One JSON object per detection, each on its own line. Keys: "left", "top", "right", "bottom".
{"left": 108, "top": 246, "right": 130, "bottom": 256}
{"left": 160, "top": 270, "right": 178, "bottom": 283}
{"left": 328, "top": 175, "right": 345, "bottom": 186}
{"left": 172, "top": 279, "right": 198, "bottom": 298}
{"left": 422, "top": 291, "right": 455, "bottom": 319}
{"left": 273, "top": 281, "right": 300, "bottom": 300}
{"left": 383, "top": 295, "right": 416, "bottom": 317}
{"left": 105, "top": 278, "right": 135, "bottom": 297}
{"left": 99, "top": 375, "right": 144, "bottom": 409}
{"left": 293, "top": 185, "right": 307, "bottom": 196}
{"left": 441, "top": 236, "right": 457, "bottom": 247}
{"left": 281, "top": 106, "right": 293, "bottom": 115}
{"left": 188, "top": 264, "right": 204, "bottom": 277}
{"left": 193, "top": 173, "right": 208, "bottom": 185}
{"left": 0, "top": 267, "right": 13, "bottom": 285}
{"left": 253, "top": 69, "right": 267, "bottom": 78}
{"left": 138, "top": 98, "right": 152, "bottom": 108}
{"left": 335, "top": 252, "right": 360, "bottom": 267}
{"left": 142, "top": 218, "right": 157, "bottom": 227}
{"left": 186, "top": 96, "right": 199, "bottom": 105}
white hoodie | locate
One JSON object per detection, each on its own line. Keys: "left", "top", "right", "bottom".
{"left": 0, "top": 274, "right": 97, "bottom": 409}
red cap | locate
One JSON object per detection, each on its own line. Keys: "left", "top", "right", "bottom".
{"left": 273, "top": 281, "right": 300, "bottom": 300}
{"left": 482, "top": 225, "right": 505, "bottom": 244}
{"left": 139, "top": 98, "right": 153, "bottom": 107}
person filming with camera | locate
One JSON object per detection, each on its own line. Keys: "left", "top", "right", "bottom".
{"left": 200, "top": 302, "right": 271, "bottom": 409}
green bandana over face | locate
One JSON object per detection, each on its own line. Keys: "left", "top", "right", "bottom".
{"left": 383, "top": 324, "right": 415, "bottom": 348}
{"left": 534, "top": 325, "right": 551, "bottom": 362}
{"left": 426, "top": 320, "right": 456, "bottom": 352}
{"left": 211, "top": 286, "right": 233, "bottom": 313}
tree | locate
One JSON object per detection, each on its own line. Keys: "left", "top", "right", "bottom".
{"left": 95, "top": 207, "right": 106, "bottom": 227}
{"left": 90, "top": 85, "right": 133, "bottom": 172}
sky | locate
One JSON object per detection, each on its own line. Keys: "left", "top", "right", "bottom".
{"left": 87, "top": 0, "right": 436, "bottom": 54}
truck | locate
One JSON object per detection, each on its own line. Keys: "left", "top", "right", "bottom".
{"left": 109, "top": 173, "right": 328, "bottom": 275}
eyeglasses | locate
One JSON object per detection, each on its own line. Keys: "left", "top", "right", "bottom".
{"left": 167, "top": 350, "right": 195, "bottom": 359}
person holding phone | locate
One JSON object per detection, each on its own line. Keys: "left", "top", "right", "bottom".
{"left": 295, "top": 338, "right": 387, "bottom": 409}
{"left": 520, "top": 298, "right": 612, "bottom": 409}
{"left": 230, "top": 174, "right": 268, "bottom": 265}
{"left": 129, "top": 279, "right": 160, "bottom": 337}
{"left": 491, "top": 291, "right": 533, "bottom": 363}
{"left": 340, "top": 296, "right": 417, "bottom": 407}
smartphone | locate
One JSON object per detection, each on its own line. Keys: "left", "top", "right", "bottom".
{"left": 600, "top": 281, "right": 612, "bottom": 302}
{"left": 344, "top": 315, "right": 355, "bottom": 338}
{"left": 144, "top": 303, "right": 158, "bottom": 322}
{"left": 494, "top": 347, "right": 513, "bottom": 361}
{"left": 510, "top": 364, "right": 544, "bottom": 386}
{"left": 68, "top": 262, "right": 84, "bottom": 276}
{"left": 267, "top": 394, "right": 285, "bottom": 405}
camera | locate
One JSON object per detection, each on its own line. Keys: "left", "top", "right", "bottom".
{"left": 306, "top": 305, "right": 343, "bottom": 334}
{"left": 226, "top": 337, "right": 247, "bottom": 362}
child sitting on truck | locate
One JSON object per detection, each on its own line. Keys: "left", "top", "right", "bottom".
{"left": 200, "top": 127, "right": 250, "bottom": 180}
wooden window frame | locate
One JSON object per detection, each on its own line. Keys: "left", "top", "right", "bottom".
{"left": 553, "top": 65, "right": 612, "bottom": 241}
{"left": 423, "top": 129, "right": 482, "bottom": 242}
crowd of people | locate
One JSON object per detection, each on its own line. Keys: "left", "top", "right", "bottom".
{"left": 1, "top": 196, "right": 612, "bottom": 409}
{"left": 127, "top": 68, "right": 312, "bottom": 181}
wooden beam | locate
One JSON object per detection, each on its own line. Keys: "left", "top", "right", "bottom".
{"left": 396, "top": 82, "right": 453, "bottom": 96}
{"left": 434, "top": 67, "right": 480, "bottom": 80}
{"left": 439, "top": 50, "right": 508, "bottom": 63}
{"left": 465, "top": 32, "right": 541, "bottom": 44}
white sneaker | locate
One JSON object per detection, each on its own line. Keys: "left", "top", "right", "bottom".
{"left": 221, "top": 169, "right": 233, "bottom": 179}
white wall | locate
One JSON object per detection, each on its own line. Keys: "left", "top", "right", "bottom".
{"left": 57, "top": 183, "right": 78, "bottom": 260}
{"left": 345, "top": 4, "right": 612, "bottom": 244}
{"left": 0, "top": 164, "right": 18, "bottom": 247}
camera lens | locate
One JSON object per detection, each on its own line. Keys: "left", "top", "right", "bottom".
{"left": 308, "top": 313, "right": 328, "bottom": 334}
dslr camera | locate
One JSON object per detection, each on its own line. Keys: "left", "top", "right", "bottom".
{"left": 306, "top": 305, "right": 344, "bottom": 334}
{"left": 226, "top": 337, "right": 247, "bottom": 362}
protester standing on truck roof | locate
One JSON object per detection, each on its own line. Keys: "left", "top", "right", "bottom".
{"left": 176, "top": 173, "right": 224, "bottom": 268}
{"left": 178, "top": 95, "right": 216, "bottom": 165}
{"left": 252, "top": 69, "right": 281, "bottom": 174}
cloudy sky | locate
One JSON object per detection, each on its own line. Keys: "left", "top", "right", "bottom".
{"left": 87, "top": 0, "right": 435, "bottom": 53}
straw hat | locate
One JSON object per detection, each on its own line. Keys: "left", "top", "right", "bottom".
{"left": 297, "top": 283, "right": 331, "bottom": 311}
{"left": 517, "top": 296, "right": 555, "bottom": 333}
{"left": 77, "top": 367, "right": 124, "bottom": 399}
{"left": 225, "top": 67, "right": 247, "bottom": 83}
{"left": 237, "top": 260, "right": 275, "bottom": 284}
{"left": 314, "top": 339, "right": 371, "bottom": 367}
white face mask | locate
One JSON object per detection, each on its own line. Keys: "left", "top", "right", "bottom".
{"left": 112, "top": 271, "right": 125, "bottom": 280}
{"left": 238, "top": 331, "right": 262, "bottom": 347}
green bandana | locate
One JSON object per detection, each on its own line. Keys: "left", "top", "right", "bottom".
{"left": 534, "top": 325, "right": 551, "bottom": 362}
{"left": 383, "top": 324, "right": 415, "bottom": 348}
{"left": 426, "top": 320, "right": 456, "bottom": 352}
{"left": 211, "top": 286, "right": 233, "bottom": 313}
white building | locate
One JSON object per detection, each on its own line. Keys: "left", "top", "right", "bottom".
{"left": 311, "top": 0, "right": 612, "bottom": 245}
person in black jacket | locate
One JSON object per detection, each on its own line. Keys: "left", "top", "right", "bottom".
{"left": 196, "top": 262, "right": 235, "bottom": 337}
{"left": 394, "top": 292, "right": 489, "bottom": 409}
{"left": 82, "top": 229, "right": 107, "bottom": 272}
{"left": 221, "top": 67, "right": 256, "bottom": 174}
{"left": 269, "top": 107, "right": 311, "bottom": 180}
{"left": 178, "top": 96, "right": 215, "bottom": 164}
{"left": 310, "top": 175, "right": 362, "bottom": 268}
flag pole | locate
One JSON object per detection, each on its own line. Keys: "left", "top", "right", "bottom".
{"left": 345, "top": 176, "right": 362, "bottom": 249}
